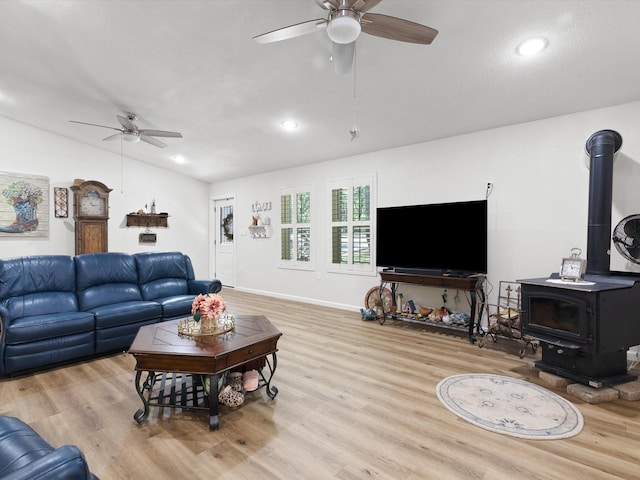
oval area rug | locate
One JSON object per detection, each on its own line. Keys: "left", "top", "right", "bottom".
{"left": 436, "top": 373, "right": 583, "bottom": 440}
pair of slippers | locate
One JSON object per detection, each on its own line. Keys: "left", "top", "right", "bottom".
{"left": 218, "top": 384, "right": 244, "bottom": 407}
{"left": 242, "top": 370, "right": 259, "bottom": 392}
{"left": 217, "top": 370, "right": 260, "bottom": 407}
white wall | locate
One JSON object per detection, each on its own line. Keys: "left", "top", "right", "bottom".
{"left": 3, "top": 101, "right": 639, "bottom": 315}
{"left": 210, "top": 101, "right": 640, "bottom": 313}
{"left": 0, "top": 116, "right": 212, "bottom": 277}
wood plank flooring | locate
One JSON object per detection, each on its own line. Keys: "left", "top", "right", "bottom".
{"left": 1, "top": 288, "right": 639, "bottom": 479}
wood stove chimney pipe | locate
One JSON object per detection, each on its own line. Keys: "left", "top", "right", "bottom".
{"left": 584, "top": 129, "right": 623, "bottom": 275}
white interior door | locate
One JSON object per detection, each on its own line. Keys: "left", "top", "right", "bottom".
{"left": 213, "top": 197, "right": 236, "bottom": 287}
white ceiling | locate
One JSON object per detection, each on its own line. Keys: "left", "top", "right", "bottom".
{"left": 2, "top": 1, "right": 640, "bottom": 183}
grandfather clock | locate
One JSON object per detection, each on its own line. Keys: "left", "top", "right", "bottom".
{"left": 70, "top": 180, "right": 112, "bottom": 255}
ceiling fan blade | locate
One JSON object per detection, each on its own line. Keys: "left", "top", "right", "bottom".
{"left": 254, "top": 18, "right": 327, "bottom": 44}
{"left": 140, "top": 135, "right": 167, "bottom": 148}
{"left": 138, "top": 129, "right": 183, "bottom": 138}
{"left": 332, "top": 41, "right": 355, "bottom": 74}
{"left": 313, "top": 0, "right": 339, "bottom": 10}
{"left": 361, "top": 13, "right": 438, "bottom": 44}
{"left": 103, "top": 133, "right": 122, "bottom": 141}
{"left": 117, "top": 115, "right": 137, "bottom": 131}
{"left": 359, "top": 0, "right": 383, "bottom": 13}
{"left": 69, "top": 120, "right": 121, "bottom": 132}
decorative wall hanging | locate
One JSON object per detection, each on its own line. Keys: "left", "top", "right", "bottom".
{"left": 251, "top": 200, "right": 272, "bottom": 212}
{"left": 54, "top": 187, "right": 68, "bottom": 218}
{"left": 0, "top": 171, "right": 49, "bottom": 237}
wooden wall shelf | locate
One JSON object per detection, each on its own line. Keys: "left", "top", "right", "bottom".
{"left": 248, "top": 225, "right": 270, "bottom": 238}
{"left": 126, "top": 213, "right": 169, "bottom": 228}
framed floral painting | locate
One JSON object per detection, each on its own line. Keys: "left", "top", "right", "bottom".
{"left": 0, "top": 172, "right": 50, "bottom": 237}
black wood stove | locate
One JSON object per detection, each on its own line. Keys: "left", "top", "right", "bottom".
{"left": 520, "top": 130, "right": 640, "bottom": 388}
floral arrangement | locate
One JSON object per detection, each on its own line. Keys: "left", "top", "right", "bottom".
{"left": 2, "top": 180, "right": 43, "bottom": 206}
{"left": 191, "top": 293, "right": 226, "bottom": 322}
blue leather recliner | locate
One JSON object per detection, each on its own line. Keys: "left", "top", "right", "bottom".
{"left": 0, "top": 415, "right": 98, "bottom": 479}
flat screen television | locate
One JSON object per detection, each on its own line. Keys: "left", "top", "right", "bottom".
{"left": 376, "top": 200, "right": 487, "bottom": 276}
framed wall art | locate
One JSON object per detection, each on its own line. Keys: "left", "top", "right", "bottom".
{"left": 0, "top": 171, "right": 50, "bottom": 237}
{"left": 54, "top": 187, "right": 68, "bottom": 218}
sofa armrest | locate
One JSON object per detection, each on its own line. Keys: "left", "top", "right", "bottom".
{"left": 188, "top": 279, "right": 222, "bottom": 295}
{"left": 1, "top": 445, "right": 97, "bottom": 480}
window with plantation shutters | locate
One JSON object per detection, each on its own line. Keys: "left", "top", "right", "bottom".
{"left": 279, "top": 187, "right": 313, "bottom": 270}
{"left": 328, "top": 175, "right": 375, "bottom": 274}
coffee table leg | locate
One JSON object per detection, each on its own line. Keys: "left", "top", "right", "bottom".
{"left": 261, "top": 353, "right": 279, "bottom": 399}
{"left": 208, "top": 374, "right": 219, "bottom": 430}
{"left": 133, "top": 370, "right": 154, "bottom": 425}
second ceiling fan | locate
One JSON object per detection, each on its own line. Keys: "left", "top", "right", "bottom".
{"left": 70, "top": 112, "right": 182, "bottom": 148}
{"left": 253, "top": 0, "right": 438, "bottom": 74}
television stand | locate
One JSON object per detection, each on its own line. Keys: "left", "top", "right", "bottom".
{"left": 379, "top": 270, "right": 486, "bottom": 343}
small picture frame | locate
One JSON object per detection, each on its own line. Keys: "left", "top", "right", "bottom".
{"left": 139, "top": 233, "right": 157, "bottom": 244}
{"left": 54, "top": 187, "right": 68, "bottom": 218}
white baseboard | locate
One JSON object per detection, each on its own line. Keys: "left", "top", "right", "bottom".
{"left": 230, "top": 286, "right": 360, "bottom": 313}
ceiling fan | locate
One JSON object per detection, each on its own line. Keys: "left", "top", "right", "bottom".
{"left": 69, "top": 112, "right": 183, "bottom": 148}
{"left": 253, "top": 0, "right": 438, "bottom": 74}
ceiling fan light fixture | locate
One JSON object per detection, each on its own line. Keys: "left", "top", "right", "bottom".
{"left": 122, "top": 131, "right": 140, "bottom": 143}
{"left": 327, "top": 11, "right": 361, "bottom": 44}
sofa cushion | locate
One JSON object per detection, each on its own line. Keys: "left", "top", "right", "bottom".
{"left": 0, "top": 256, "right": 79, "bottom": 320}
{"left": 134, "top": 251, "right": 190, "bottom": 300}
{"left": 2, "top": 292, "right": 80, "bottom": 322}
{"left": 5, "top": 311, "right": 95, "bottom": 344}
{"left": 75, "top": 253, "right": 144, "bottom": 311}
{"left": 95, "top": 318, "right": 158, "bottom": 354}
{"left": 153, "top": 295, "right": 196, "bottom": 319}
{"left": 90, "top": 301, "right": 161, "bottom": 329}
{"left": 139, "top": 277, "right": 189, "bottom": 301}
{"left": 4, "top": 332, "right": 96, "bottom": 375}
{"left": 78, "top": 284, "right": 145, "bottom": 313}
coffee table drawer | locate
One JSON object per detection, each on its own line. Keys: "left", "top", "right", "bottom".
{"left": 225, "top": 338, "right": 278, "bottom": 368}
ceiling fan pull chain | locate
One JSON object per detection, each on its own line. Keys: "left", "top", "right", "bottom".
{"left": 350, "top": 44, "right": 359, "bottom": 141}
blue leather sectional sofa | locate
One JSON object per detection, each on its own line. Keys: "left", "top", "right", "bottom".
{"left": 0, "top": 251, "right": 221, "bottom": 376}
{"left": 0, "top": 415, "right": 98, "bottom": 479}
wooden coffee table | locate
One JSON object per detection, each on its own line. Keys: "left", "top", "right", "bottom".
{"left": 128, "top": 315, "right": 282, "bottom": 430}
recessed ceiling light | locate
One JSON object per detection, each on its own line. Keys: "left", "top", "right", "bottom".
{"left": 281, "top": 120, "right": 298, "bottom": 131}
{"left": 173, "top": 155, "right": 186, "bottom": 164}
{"left": 517, "top": 37, "right": 548, "bottom": 56}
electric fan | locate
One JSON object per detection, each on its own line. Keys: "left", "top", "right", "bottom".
{"left": 612, "top": 214, "right": 640, "bottom": 264}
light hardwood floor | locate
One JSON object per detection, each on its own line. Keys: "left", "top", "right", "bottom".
{"left": 1, "top": 288, "right": 639, "bottom": 479}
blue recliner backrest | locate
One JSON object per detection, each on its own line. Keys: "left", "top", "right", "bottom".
{"left": 75, "top": 252, "right": 142, "bottom": 311}
{"left": 134, "top": 251, "right": 190, "bottom": 300}
{"left": 0, "top": 255, "right": 79, "bottom": 321}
